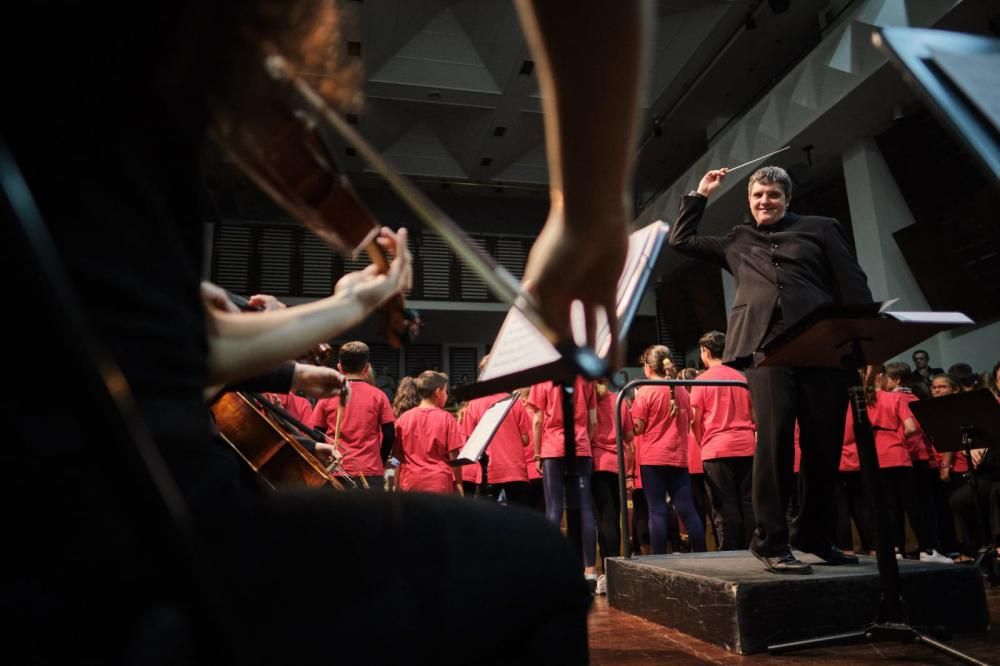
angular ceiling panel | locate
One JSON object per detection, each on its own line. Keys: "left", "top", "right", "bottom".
{"left": 369, "top": 5, "right": 500, "bottom": 93}
{"left": 374, "top": 122, "right": 469, "bottom": 179}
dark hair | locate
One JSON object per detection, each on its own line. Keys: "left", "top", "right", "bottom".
{"left": 338, "top": 340, "right": 369, "bottom": 374}
{"left": 912, "top": 349, "right": 930, "bottom": 360}
{"left": 641, "top": 344, "right": 671, "bottom": 377}
{"left": 698, "top": 330, "right": 726, "bottom": 359}
{"left": 947, "top": 363, "right": 977, "bottom": 389}
{"left": 748, "top": 165, "right": 792, "bottom": 198}
{"left": 680, "top": 368, "right": 699, "bottom": 380}
{"left": 416, "top": 370, "right": 449, "bottom": 399}
{"left": 883, "top": 361, "right": 911, "bottom": 383}
{"left": 931, "top": 373, "right": 960, "bottom": 393}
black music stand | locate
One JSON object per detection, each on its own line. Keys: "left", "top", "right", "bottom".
{"left": 909, "top": 390, "right": 1000, "bottom": 575}
{"left": 753, "top": 303, "right": 986, "bottom": 665}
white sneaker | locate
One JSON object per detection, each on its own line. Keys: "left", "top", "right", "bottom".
{"left": 595, "top": 574, "right": 607, "bottom": 595}
{"left": 920, "top": 549, "right": 954, "bottom": 564}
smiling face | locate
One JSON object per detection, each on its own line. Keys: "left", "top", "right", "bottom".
{"left": 748, "top": 180, "right": 789, "bottom": 226}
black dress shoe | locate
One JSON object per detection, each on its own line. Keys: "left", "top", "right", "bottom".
{"left": 798, "top": 543, "right": 860, "bottom": 565}
{"left": 750, "top": 547, "right": 813, "bottom": 575}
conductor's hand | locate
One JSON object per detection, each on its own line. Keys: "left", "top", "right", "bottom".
{"left": 522, "top": 206, "right": 627, "bottom": 368}
{"left": 334, "top": 227, "right": 413, "bottom": 309}
{"left": 696, "top": 168, "right": 728, "bottom": 198}
{"left": 313, "top": 442, "right": 342, "bottom": 466}
{"left": 291, "top": 363, "right": 351, "bottom": 404}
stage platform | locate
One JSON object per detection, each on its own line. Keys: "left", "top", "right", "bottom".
{"left": 606, "top": 551, "right": 989, "bottom": 655}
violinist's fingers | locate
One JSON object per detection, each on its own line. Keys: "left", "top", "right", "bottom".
{"left": 200, "top": 281, "right": 240, "bottom": 313}
{"left": 248, "top": 294, "right": 286, "bottom": 311}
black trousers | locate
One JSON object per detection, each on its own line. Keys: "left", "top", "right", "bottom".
{"left": 949, "top": 472, "right": 998, "bottom": 555}
{"left": 746, "top": 366, "right": 849, "bottom": 556}
{"left": 703, "top": 457, "right": 755, "bottom": 550}
{"left": 834, "top": 470, "right": 874, "bottom": 551}
{"left": 912, "top": 460, "right": 940, "bottom": 552}
{"left": 496, "top": 480, "right": 533, "bottom": 508}
{"left": 630, "top": 488, "right": 650, "bottom": 555}
{"left": 591, "top": 471, "right": 621, "bottom": 562}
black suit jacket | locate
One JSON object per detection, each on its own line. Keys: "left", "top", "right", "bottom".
{"left": 669, "top": 194, "right": 872, "bottom": 364}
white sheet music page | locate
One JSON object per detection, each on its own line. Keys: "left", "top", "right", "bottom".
{"left": 885, "top": 311, "right": 974, "bottom": 325}
{"left": 455, "top": 395, "right": 517, "bottom": 463}
{"left": 478, "top": 220, "right": 669, "bottom": 382}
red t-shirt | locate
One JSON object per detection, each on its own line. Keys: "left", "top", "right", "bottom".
{"left": 464, "top": 393, "right": 531, "bottom": 484}
{"left": 894, "top": 390, "right": 931, "bottom": 462}
{"left": 840, "top": 407, "right": 859, "bottom": 472}
{"left": 867, "top": 390, "right": 913, "bottom": 468}
{"left": 631, "top": 385, "right": 691, "bottom": 468}
{"left": 311, "top": 381, "right": 394, "bottom": 476}
{"left": 397, "top": 406, "right": 463, "bottom": 494}
{"left": 592, "top": 391, "right": 633, "bottom": 474}
{"left": 527, "top": 378, "right": 595, "bottom": 459}
{"left": 687, "top": 429, "right": 702, "bottom": 474}
{"left": 689, "top": 364, "right": 756, "bottom": 461}
{"left": 793, "top": 421, "right": 801, "bottom": 473}
{"left": 263, "top": 392, "right": 313, "bottom": 426}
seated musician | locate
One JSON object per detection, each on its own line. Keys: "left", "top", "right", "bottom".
{"left": 5, "top": 0, "right": 648, "bottom": 662}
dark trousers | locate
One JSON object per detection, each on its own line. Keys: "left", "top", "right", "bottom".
{"left": 542, "top": 457, "right": 597, "bottom": 568}
{"left": 591, "top": 471, "right": 621, "bottom": 562}
{"left": 746, "top": 366, "right": 849, "bottom": 556}
{"left": 950, "top": 472, "right": 997, "bottom": 555}
{"left": 703, "top": 457, "right": 755, "bottom": 550}
{"left": 912, "top": 460, "right": 940, "bottom": 552}
{"left": 527, "top": 478, "right": 546, "bottom": 513}
{"left": 495, "top": 481, "right": 532, "bottom": 508}
{"left": 834, "top": 471, "right": 874, "bottom": 551}
{"left": 689, "top": 472, "right": 717, "bottom": 546}
{"left": 937, "top": 475, "right": 964, "bottom": 554}
{"left": 640, "top": 465, "right": 706, "bottom": 554}
{"left": 630, "top": 488, "right": 650, "bottom": 554}
{"left": 881, "top": 466, "right": 917, "bottom": 553}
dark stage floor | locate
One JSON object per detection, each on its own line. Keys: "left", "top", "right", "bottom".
{"left": 589, "top": 574, "right": 999, "bottom": 665}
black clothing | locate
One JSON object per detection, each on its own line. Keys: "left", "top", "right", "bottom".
{"left": 592, "top": 470, "right": 622, "bottom": 561}
{"left": 703, "top": 457, "right": 754, "bottom": 550}
{"left": 3, "top": 7, "right": 589, "bottom": 662}
{"left": 669, "top": 194, "right": 872, "bottom": 365}
{"left": 670, "top": 194, "right": 872, "bottom": 556}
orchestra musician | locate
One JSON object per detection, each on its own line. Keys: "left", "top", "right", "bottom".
{"left": 3, "top": 0, "right": 649, "bottom": 662}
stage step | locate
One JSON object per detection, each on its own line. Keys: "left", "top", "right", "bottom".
{"left": 606, "top": 551, "right": 988, "bottom": 655}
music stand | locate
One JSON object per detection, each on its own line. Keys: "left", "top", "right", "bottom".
{"left": 909, "top": 390, "right": 1000, "bottom": 573}
{"left": 754, "top": 303, "right": 985, "bottom": 665}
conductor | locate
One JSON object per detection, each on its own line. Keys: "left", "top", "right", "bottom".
{"left": 669, "top": 165, "right": 873, "bottom": 573}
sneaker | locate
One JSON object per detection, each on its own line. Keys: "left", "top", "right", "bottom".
{"left": 920, "top": 549, "right": 954, "bottom": 564}
{"left": 595, "top": 574, "right": 607, "bottom": 595}
{"left": 750, "top": 546, "right": 813, "bottom": 575}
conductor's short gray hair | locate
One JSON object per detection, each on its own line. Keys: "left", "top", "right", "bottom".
{"left": 748, "top": 166, "right": 792, "bottom": 198}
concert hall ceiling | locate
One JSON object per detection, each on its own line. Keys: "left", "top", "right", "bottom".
{"left": 336, "top": 0, "right": 838, "bottom": 201}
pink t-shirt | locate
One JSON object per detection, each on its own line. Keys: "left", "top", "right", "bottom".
{"left": 689, "top": 364, "right": 756, "bottom": 461}
{"left": 894, "top": 390, "right": 931, "bottom": 463}
{"left": 311, "top": 381, "right": 394, "bottom": 476}
{"left": 687, "top": 429, "right": 702, "bottom": 475}
{"left": 591, "top": 391, "right": 633, "bottom": 474}
{"left": 793, "top": 422, "right": 801, "bottom": 473}
{"left": 264, "top": 392, "right": 313, "bottom": 426}
{"left": 527, "top": 378, "right": 595, "bottom": 459}
{"left": 867, "top": 390, "right": 913, "bottom": 468}
{"left": 397, "top": 406, "right": 464, "bottom": 494}
{"left": 840, "top": 407, "right": 859, "bottom": 472}
{"left": 631, "top": 385, "right": 690, "bottom": 468}
{"left": 464, "top": 393, "right": 531, "bottom": 484}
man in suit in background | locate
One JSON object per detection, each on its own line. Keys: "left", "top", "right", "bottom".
{"left": 669, "top": 165, "right": 873, "bottom": 573}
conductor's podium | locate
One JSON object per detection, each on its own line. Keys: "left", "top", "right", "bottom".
{"left": 606, "top": 551, "right": 988, "bottom": 654}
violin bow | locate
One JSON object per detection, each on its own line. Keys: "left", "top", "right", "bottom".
{"left": 263, "top": 54, "right": 558, "bottom": 347}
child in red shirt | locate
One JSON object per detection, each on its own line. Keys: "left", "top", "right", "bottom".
{"left": 395, "top": 371, "right": 464, "bottom": 495}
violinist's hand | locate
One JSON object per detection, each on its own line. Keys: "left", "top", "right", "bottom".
{"left": 334, "top": 227, "right": 413, "bottom": 309}
{"left": 521, "top": 205, "right": 627, "bottom": 368}
{"left": 313, "top": 442, "right": 342, "bottom": 466}
{"left": 696, "top": 168, "right": 728, "bottom": 198}
{"left": 291, "top": 363, "right": 351, "bottom": 404}
{"left": 201, "top": 281, "right": 240, "bottom": 313}
{"left": 249, "top": 294, "right": 286, "bottom": 311}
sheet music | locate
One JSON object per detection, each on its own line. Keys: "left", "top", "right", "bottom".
{"left": 479, "top": 220, "right": 669, "bottom": 382}
{"left": 930, "top": 50, "right": 1000, "bottom": 134}
{"left": 884, "top": 311, "right": 974, "bottom": 324}
{"left": 451, "top": 395, "right": 517, "bottom": 465}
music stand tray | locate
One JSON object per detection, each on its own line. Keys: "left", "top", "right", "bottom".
{"left": 755, "top": 302, "right": 985, "bottom": 665}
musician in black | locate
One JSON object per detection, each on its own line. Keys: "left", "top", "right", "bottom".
{"left": 2, "top": 0, "right": 652, "bottom": 661}
{"left": 669, "top": 165, "right": 873, "bottom": 574}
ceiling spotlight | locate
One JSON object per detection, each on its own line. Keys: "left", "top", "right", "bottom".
{"left": 768, "top": 0, "right": 791, "bottom": 14}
